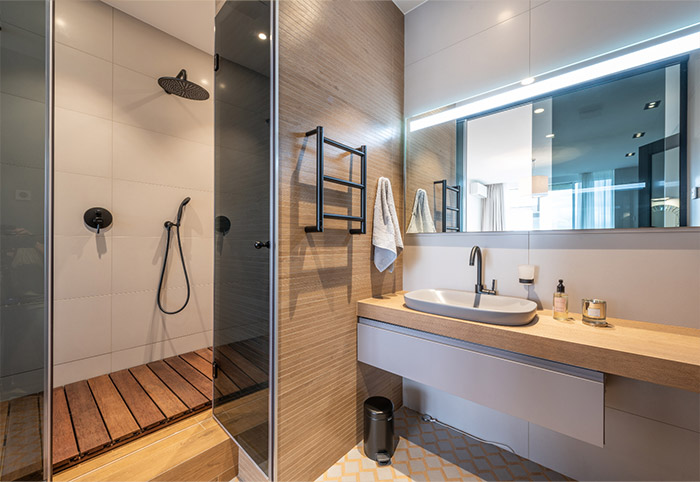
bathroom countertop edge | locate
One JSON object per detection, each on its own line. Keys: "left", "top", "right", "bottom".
{"left": 357, "top": 292, "right": 700, "bottom": 393}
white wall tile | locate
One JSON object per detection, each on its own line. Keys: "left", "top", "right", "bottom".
{"left": 111, "top": 284, "right": 212, "bottom": 352}
{"left": 0, "top": 164, "right": 45, "bottom": 235}
{"left": 403, "top": 379, "right": 530, "bottom": 457}
{"left": 529, "top": 408, "right": 700, "bottom": 481}
{"left": 112, "top": 236, "right": 213, "bottom": 294}
{"left": 54, "top": 354, "right": 111, "bottom": 387}
{"left": 405, "top": 0, "right": 530, "bottom": 66}
{"left": 52, "top": 3, "right": 214, "bottom": 384}
{"left": 404, "top": 234, "right": 529, "bottom": 298}
{"left": 528, "top": 232, "right": 700, "bottom": 327}
{"left": 0, "top": 23, "right": 46, "bottom": 102}
{"left": 405, "top": 13, "right": 530, "bottom": 117}
{"left": 113, "top": 65, "right": 213, "bottom": 145}
{"left": 113, "top": 122, "right": 213, "bottom": 191}
{"left": 0, "top": 93, "right": 46, "bottom": 170}
{"left": 113, "top": 9, "right": 212, "bottom": 84}
{"left": 606, "top": 376, "right": 700, "bottom": 433}
{"left": 531, "top": 1, "right": 700, "bottom": 76}
{"left": 112, "top": 179, "right": 212, "bottom": 238}
{"left": 54, "top": 235, "right": 112, "bottom": 300}
{"left": 54, "top": 171, "right": 112, "bottom": 236}
{"left": 55, "top": 43, "right": 113, "bottom": 119}
{"left": 54, "top": 295, "right": 111, "bottom": 364}
{"left": 0, "top": 303, "right": 45, "bottom": 378}
{"left": 55, "top": 108, "right": 112, "bottom": 178}
{"left": 0, "top": 1, "right": 46, "bottom": 36}
{"left": 55, "top": 0, "right": 113, "bottom": 61}
{"left": 111, "top": 330, "right": 212, "bottom": 372}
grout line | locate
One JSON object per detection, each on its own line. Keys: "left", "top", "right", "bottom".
{"left": 54, "top": 168, "right": 215, "bottom": 194}
{"left": 53, "top": 282, "right": 213, "bottom": 302}
{"left": 405, "top": 0, "right": 551, "bottom": 68}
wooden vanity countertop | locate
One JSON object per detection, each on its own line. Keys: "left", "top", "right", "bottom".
{"left": 357, "top": 292, "right": 700, "bottom": 393}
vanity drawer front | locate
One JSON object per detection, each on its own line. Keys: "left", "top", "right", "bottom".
{"left": 358, "top": 321, "right": 604, "bottom": 447}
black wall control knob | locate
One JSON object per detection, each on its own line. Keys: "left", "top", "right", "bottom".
{"left": 215, "top": 215, "right": 231, "bottom": 235}
{"left": 254, "top": 240, "right": 270, "bottom": 249}
{"left": 84, "top": 207, "right": 112, "bottom": 234}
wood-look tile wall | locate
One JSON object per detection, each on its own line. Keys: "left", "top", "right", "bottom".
{"left": 277, "top": 1, "right": 404, "bottom": 480}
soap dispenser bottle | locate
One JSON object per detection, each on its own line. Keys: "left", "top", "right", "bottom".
{"left": 553, "top": 279, "right": 568, "bottom": 320}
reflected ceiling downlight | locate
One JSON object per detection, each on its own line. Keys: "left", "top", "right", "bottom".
{"left": 534, "top": 108, "right": 545, "bottom": 114}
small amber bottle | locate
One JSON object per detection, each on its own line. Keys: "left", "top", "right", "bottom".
{"left": 553, "top": 279, "right": 568, "bottom": 320}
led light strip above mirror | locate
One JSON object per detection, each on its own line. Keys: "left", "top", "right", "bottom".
{"left": 409, "top": 27, "right": 700, "bottom": 132}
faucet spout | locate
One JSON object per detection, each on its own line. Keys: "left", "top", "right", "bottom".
{"left": 469, "top": 245, "right": 496, "bottom": 295}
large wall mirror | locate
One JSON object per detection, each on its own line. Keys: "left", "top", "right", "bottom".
{"left": 406, "top": 39, "right": 699, "bottom": 233}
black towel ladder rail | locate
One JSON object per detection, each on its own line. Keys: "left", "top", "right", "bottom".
{"left": 305, "top": 126, "right": 367, "bottom": 234}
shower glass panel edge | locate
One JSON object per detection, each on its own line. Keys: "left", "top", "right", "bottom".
{"left": 46, "top": 0, "right": 54, "bottom": 478}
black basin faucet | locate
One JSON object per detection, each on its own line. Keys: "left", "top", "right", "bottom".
{"left": 469, "top": 245, "right": 496, "bottom": 295}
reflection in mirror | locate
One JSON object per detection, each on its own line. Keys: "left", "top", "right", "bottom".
{"left": 405, "top": 54, "right": 697, "bottom": 233}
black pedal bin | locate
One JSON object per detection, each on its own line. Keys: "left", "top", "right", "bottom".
{"left": 363, "top": 396, "right": 395, "bottom": 466}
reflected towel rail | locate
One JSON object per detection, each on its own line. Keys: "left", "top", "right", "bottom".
{"left": 434, "top": 180, "right": 461, "bottom": 232}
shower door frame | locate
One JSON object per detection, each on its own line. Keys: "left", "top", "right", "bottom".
{"left": 269, "top": 0, "right": 280, "bottom": 479}
{"left": 45, "top": 0, "right": 55, "bottom": 479}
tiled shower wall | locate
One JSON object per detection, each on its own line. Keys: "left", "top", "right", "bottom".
{"left": 53, "top": 0, "right": 214, "bottom": 386}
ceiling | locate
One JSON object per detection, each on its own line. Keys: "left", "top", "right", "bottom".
{"left": 392, "top": 0, "right": 428, "bottom": 14}
{"left": 102, "top": 0, "right": 215, "bottom": 54}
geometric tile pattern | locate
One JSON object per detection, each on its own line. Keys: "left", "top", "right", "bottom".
{"left": 316, "top": 407, "right": 572, "bottom": 481}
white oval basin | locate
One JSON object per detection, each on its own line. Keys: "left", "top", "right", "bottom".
{"left": 404, "top": 289, "right": 537, "bottom": 326}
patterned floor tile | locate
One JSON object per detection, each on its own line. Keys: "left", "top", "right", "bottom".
{"left": 316, "top": 407, "right": 573, "bottom": 482}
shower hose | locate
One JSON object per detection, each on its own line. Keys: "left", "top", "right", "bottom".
{"left": 157, "top": 215, "right": 191, "bottom": 315}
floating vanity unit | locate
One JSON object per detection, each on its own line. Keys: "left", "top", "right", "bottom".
{"left": 357, "top": 292, "right": 700, "bottom": 447}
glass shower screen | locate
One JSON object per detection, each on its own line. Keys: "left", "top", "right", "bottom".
{"left": 213, "top": 0, "right": 272, "bottom": 477}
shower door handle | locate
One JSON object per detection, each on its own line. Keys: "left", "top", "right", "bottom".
{"left": 254, "top": 241, "right": 270, "bottom": 249}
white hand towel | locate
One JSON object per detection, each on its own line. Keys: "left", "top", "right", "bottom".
{"left": 406, "top": 188, "right": 436, "bottom": 233}
{"left": 372, "top": 177, "right": 403, "bottom": 273}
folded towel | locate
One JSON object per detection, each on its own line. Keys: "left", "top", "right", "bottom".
{"left": 406, "top": 188, "right": 436, "bottom": 233}
{"left": 372, "top": 177, "right": 403, "bottom": 273}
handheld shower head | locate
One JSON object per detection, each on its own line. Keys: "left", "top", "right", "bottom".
{"left": 176, "top": 197, "right": 191, "bottom": 225}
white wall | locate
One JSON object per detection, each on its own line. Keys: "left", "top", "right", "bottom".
{"left": 405, "top": 0, "right": 700, "bottom": 117}
{"left": 403, "top": 2, "right": 700, "bottom": 478}
{"left": 53, "top": 0, "right": 214, "bottom": 386}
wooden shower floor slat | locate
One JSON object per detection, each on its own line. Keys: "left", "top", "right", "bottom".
{"left": 50, "top": 339, "right": 268, "bottom": 473}
{"left": 53, "top": 348, "right": 216, "bottom": 472}
{"left": 88, "top": 375, "right": 140, "bottom": 442}
{"left": 52, "top": 388, "right": 79, "bottom": 467}
{"left": 64, "top": 380, "right": 112, "bottom": 455}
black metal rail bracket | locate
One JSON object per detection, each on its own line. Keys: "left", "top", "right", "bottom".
{"left": 434, "top": 180, "right": 461, "bottom": 232}
{"left": 304, "top": 126, "right": 367, "bottom": 234}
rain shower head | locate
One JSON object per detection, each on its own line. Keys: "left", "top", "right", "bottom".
{"left": 158, "top": 69, "right": 209, "bottom": 101}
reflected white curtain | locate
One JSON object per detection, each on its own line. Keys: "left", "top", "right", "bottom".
{"left": 575, "top": 171, "right": 614, "bottom": 229}
{"left": 481, "top": 183, "right": 505, "bottom": 231}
